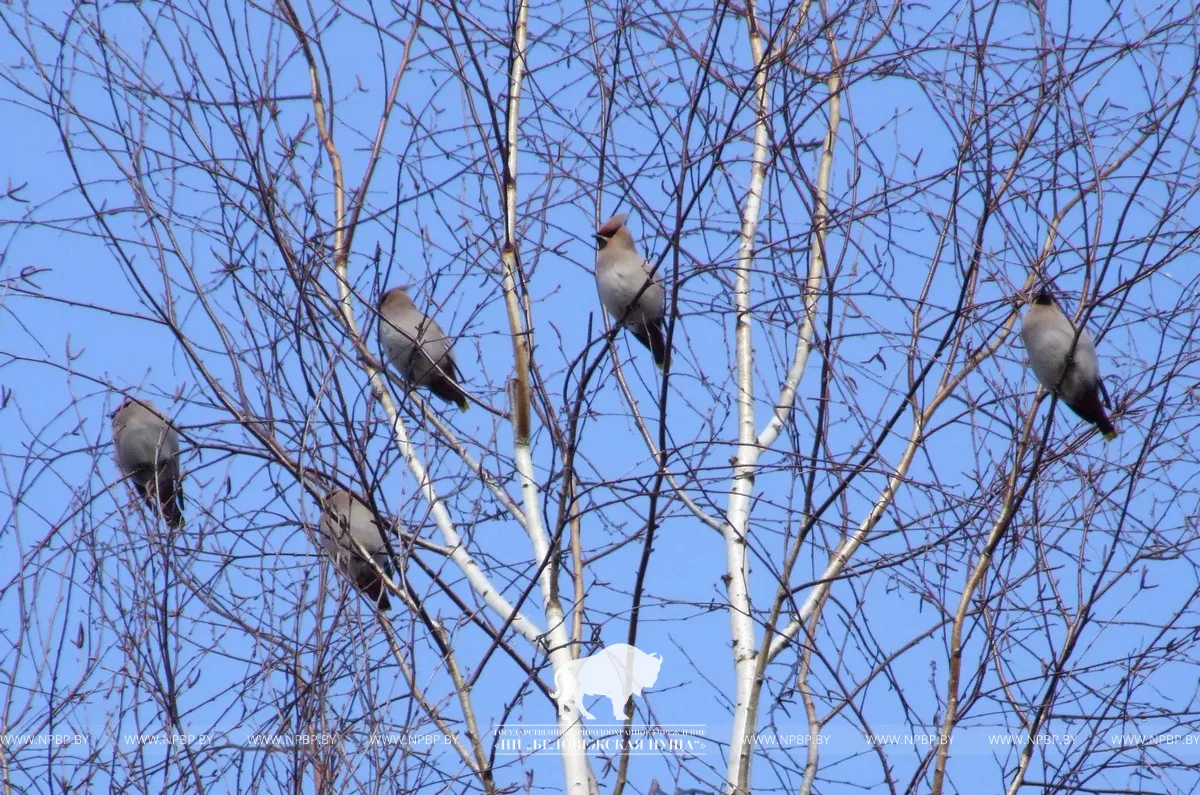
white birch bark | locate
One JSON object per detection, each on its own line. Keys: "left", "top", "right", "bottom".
{"left": 723, "top": 5, "right": 772, "bottom": 791}
{"left": 497, "top": 2, "right": 596, "bottom": 791}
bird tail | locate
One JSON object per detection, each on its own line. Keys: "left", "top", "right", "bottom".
{"left": 428, "top": 372, "right": 470, "bottom": 411}
{"left": 631, "top": 319, "right": 668, "bottom": 369}
{"left": 356, "top": 571, "right": 392, "bottom": 612}
{"left": 1066, "top": 391, "right": 1118, "bottom": 442}
{"left": 162, "top": 478, "right": 184, "bottom": 529}
{"left": 139, "top": 473, "right": 184, "bottom": 529}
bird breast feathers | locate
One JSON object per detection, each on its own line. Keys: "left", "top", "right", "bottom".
{"left": 324, "top": 503, "right": 386, "bottom": 556}
{"left": 118, "top": 422, "right": 178, "bottom": 470}
{"left": 600, "top": 258, "right": 662, "bottom": 309}
{"left": 382, "top": 316, "right": 451, "bottom": 353}
{"left": 1027, "top": 324, "right": 1099, "bottom": 391}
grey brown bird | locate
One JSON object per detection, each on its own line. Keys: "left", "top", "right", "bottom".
{"left": 1020, "top": 288, "right": 1117, "bottom": 440}
{"left": 594, "top": 213, "right": 667, "bottom": 367}
{"left": 378, "top": 286, "right": 469, "bottom": 410}
{"left": 111, "top": 397, "right": 185, "bottom": 528}
{"left": 320, "top": 490, "right": 394, "bottom": 611}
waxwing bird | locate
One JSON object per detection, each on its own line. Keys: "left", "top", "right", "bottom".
{"left": 320, "top": 490, "right": 394, "bottom": 611}
{"left": 111, "top": 397, "right": 185, "bottom": 528}
{"left": 378, "top": 286, "right": 470, "bottom": 410}
{"left": 594, "top": 213, "right": 668, "bottom": 367}
{"left": 1020, "top": 288, "right": 1117, "bottom": 440}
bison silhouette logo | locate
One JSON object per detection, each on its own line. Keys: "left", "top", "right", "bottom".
{"left": 550, "top": 643, "right": 663, "bottom": 720}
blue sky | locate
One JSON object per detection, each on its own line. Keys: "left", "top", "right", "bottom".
{"left": 3, "top": 1, "right": 1200, "bottom": 793}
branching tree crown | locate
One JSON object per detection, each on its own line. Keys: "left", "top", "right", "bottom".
{"left": 2, "top": 1, "right": 1199, "bottom": 793}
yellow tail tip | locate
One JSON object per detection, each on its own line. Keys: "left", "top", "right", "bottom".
{"left": 1103, "top": 429, "right": 1118, "bottom": 441}
{"left": 457, "top": 399, "right": 469, "bottom": 412}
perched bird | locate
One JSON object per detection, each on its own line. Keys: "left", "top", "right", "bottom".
{"left": 378, "top": 286, "right": 469, "bottom": 410}
{"left": 1020, "top": 288, "right": 1117, "bottom": 440}
{"left": 594, "top": 213, "right": 668, "bottom": 367}
{"left": 320, "top": 490, "right": 394, "bottom": 611}
{"left": 111, "top": 397, "right": 185, "bottom": 528}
